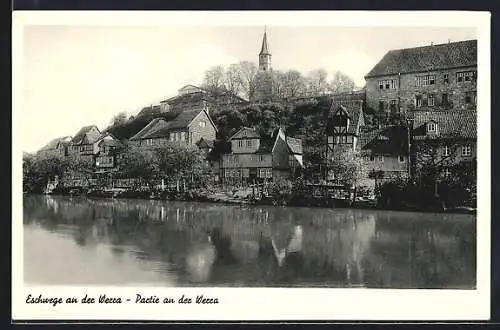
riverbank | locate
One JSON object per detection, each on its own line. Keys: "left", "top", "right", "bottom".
{"left": 33, "top": 187, "right": 476, "bottom": 215}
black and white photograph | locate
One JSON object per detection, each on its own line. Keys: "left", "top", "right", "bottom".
{"left": 13, "top": 11, "right": 491, "bottom": 321}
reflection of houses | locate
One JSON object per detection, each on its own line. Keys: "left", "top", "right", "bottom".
{"left": 129, "top": 108, "right": 217, "bottom": 147}
{"left": 365, "top": 39, "right": 477, "bottom": 115}
{"left": 358, "top": 125, "right": 410, "bottom": 188}
{"left": 38, "top": 136, "right": 72, "bottom": 156}
{"left": 220, "top": 127, "right": 303, "bottom": 184}
{"left": 410, "top": 109, "right": 477, "bottom": 177}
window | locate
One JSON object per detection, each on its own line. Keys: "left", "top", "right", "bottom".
{"left": 370, "top": 155, "right": 375, "bottom": 162}
{"left": 428, "top": 94, "right": 435, "bottom": 106}
{"left": 443, "top": 168, "right": 452, "bottom": 178}
{"left": 390, "top": 100, "right": 397, "bottom": 112}
{"left": 398, "top": 156, "right": 406, "bottom": 163}
{"left": 443, "top": 145, "right": 450, "bottom": 157}
{"left": 199, "top": 121, "right": 206, "bottom": 127}
{"left": 378, "top": 155, "right": 384, "bottom": 162}
{"left": 259, "top": 155, "right": 265, "bottom": 162}
{"left": 427, "top": 122, "right": 437, "bottom": 133}
{"left": 462, "top": 145, "right": 472, "bottom": 157}
{"left": 378, "top": 79, "right": 398, "bottom": 90}
{"left": 416, "top": 75, "right": 436, "bottom": 86}
{"left": 442, "top": 93, "right": 449, "bottom": 106}
{"left": 444, "top": 73, "right": 449, "bottom": 84}
{"left": 415, "top": 95, "right": 422, "bottom": 107}
{"left": 457, "top": 71, "right": 476, "bottom": 83}
{"left": 379, "top": 101, "right": 385, "bottom": 112}
{"left": 180, "top": 132, "right": 185, "bottom": 141}
{"left": 237, "top": 140, "right": 243, "bottom": 148}
{"left": 246, "top": 140, "right": 252, "bottom": 147}
{"left": 465, "top": 91, "right": 476, "bottom": 105}
{"left": 259, "top": 168, "right": 272, "bottom": 178}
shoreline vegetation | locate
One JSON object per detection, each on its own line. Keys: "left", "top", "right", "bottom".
{"left": 29, "top": 184, "right": 476, "bottom": 215}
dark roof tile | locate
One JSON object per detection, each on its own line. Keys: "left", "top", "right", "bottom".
{"left": 366, "top": 40, "right": 477, "bottom": 78}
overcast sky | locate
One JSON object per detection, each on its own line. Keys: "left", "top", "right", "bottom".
{"left": 21, "top": 25, "right": 476, "bottom": 152}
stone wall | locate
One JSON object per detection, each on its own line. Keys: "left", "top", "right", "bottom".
{"left": 365, "top": 66, "right": 477, "bottom": 114}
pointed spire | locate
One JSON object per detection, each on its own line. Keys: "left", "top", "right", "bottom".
{"left": 260, "top": 27, "right": 270, "bottom": 55}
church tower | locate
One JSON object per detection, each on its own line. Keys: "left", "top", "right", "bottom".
{"left": 252, "top": 29, "right": 275, "bottom": 102}
{"left": 258, "top": 30, "right": 272, "bottom": 72}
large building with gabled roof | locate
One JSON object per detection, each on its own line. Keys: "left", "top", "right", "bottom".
{"left": 364, "top": 39, "right": 477, "bottom": 115}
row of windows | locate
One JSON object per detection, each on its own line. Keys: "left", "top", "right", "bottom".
{"left": 415, "top": 92, "right": 476, "bottom": 107}
{"left": 442, "top": 145, "right": 473, "bottom": 157}
{"left": 416, "top": 75, "right": 436, "bottom": 87}
{"left": 236, "top": 139, "right": 254, "bottom": 148}
{"left": 226, "top": 154, "right": 269, "bottom": 164}
{"left": 143, "top": 132, "right": 189, "bottom": 146}
{"left": 378, "top": 79, "right": 398, "bottom": 90}
{"left": 378, "top": 99, "right": 398, "bottom": 112}
{"left": 414, "top": 71, "right": 476, "bottom": 87}
{"left": 328, "top": 135, "right": 355, "bottom": 144}
{"left": 364, "top": 155, "right": 406, "bottom": 163}
{"left": 223, "top": 168, "right": 272, "bottom": 178}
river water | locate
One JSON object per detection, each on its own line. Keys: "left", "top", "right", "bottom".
{"left": 23, "top": 195, "right": 476, "bottom": 288}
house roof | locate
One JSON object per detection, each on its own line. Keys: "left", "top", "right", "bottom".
{"left": 326, "top": 101, "right": 365, "bottom": 135}
{"left": 286, "top": 137, "right": 303, "bottom": 155}
{"left": 410, "top": 109, "right": 477, "bottom": 140}
{"left": 71, "top": 125, "right": 100, "bottom": 145}
{"left": 129, "top": 118, "right": 164, "bottom": 140}
{"left": 39, "top": 136, "right": 72, "bottom": 151}
{"left": 130, "top": 109, "right": 213, "bottom": 140}
{"left": 196, "top": 137, "right": 215, "bottom": 149}
{"left": 96, "top": 133, "right": 123, "bottom": 148}
{"left": 229, "top": 127, "right": 261, "bottom": 140}
{"left": 359, "top": 125, "right": 409, "bottom": 155}
{"left": 365, "top": 39, "right": 477, "bottom": 78}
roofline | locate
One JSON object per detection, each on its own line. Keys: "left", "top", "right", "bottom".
{"left": 228, "top": 127, "right": 259, "bottom": 140}
{"left": 364, "top": 64, "right": 477, "bottom": 79}
{"left": 187, "top": 109, "right": 219, "bottom": 133}
{"left": 129, "top": 118, "right": 163, "bottom": 140}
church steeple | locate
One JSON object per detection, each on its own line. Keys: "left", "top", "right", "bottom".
{"left": 258, "top": 28, "right": 272, "bottom": 72}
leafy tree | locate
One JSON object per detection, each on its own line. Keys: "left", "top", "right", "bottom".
{"left": 327, "top": 145, "right": 365, "bottom": 190}
{"left": 118, "top": 146, "right": 160, "bottom": 189}
{"left": 329, "top": 71, "right": 356, "bottom": 94}
{"left": 111, "top": 112, "right": 128, "bottom": 127}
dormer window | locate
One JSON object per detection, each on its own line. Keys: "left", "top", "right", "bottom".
{"left": 427, "top": 122, "right": 438, "bottom": 134}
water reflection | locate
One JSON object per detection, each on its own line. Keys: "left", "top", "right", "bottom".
{"left": 23, "top": 195, "right": 476, "bottom": 288}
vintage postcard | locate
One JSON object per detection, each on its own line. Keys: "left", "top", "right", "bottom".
{"left": 12, "top": 11, "right": 491, "bottom": 321}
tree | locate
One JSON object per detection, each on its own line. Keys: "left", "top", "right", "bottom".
{"left": 277, "top": 70, "right": 307, "bottom": 99}
{"left": 224, "top": 64, "right": 243, "bottom": 100}
{"left": 327, "top": 145, "right": 365, "bottom": 190}
{"left": 237, "top": 61, "right": 258, "bottom": 100}
{"left": 118, "top": 146, "right": 160, "bottom": 189}
{"left": 306, "top": 69, "right": 329, "bottom": 96}
{"left": 329, "top": 71, "right": 356, "bottom": 94}
{"left": 154, "top": 142, "right": 209, "bottom": 190}
{"left": 111, "top": 112, "right": 128, "bottom": 127}
{"left": 202, "top": 65, "right": 226, "bottom": 93}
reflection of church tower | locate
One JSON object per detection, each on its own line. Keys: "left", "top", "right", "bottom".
{"left": 252, "top": 29, "right": 275, "bottom": 102}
